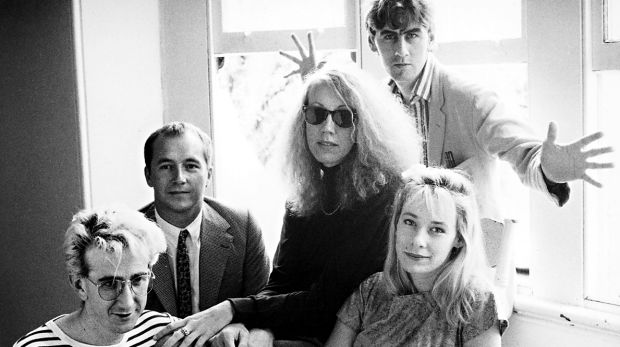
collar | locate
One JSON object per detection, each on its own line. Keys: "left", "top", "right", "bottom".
{"left": 155, "top": 203, "right": 203, "bottom": 242}
{"left": 388, "top": 54, "right": 436, "bottom": 103}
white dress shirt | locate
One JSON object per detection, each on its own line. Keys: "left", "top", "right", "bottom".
{"left": 155, "top": 204, "right": 203, "bottom": 314}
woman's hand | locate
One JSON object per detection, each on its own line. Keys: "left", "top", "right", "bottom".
{"left": 153, "top": 301, "right": 234, "bottom": 347}
{"left": 279, "top": 32, "right": 319, "bottom": 79}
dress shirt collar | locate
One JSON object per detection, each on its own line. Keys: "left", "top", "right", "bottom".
{"left": 154, "top": 204, "right": 203, "bottom": 244}
{"left": 389, "top": 54, "right": 436, "bottom": 103}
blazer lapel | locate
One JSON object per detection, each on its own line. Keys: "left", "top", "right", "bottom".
{"left": 427, "top": 64, "right": 447, "bottom": 167}
{"left": 198, "top": 201, "right": 233, "bottom": 310}
{"left": 152, "top": 255, "right": 178, "bottom": 315}
{"left": 143, "top": 203, "right": 178, "bottom": 315}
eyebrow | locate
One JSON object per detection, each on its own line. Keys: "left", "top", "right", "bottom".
{"left": 96, "top": 272, "right": 149, "bottom": 282}
{"left": 401, "top": 211, "right": 447, "bottom": 226}
{"left": 381, "top": 27, "right": 423, "bottom": 35}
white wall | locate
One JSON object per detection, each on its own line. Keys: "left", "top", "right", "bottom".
{"left": 78, "top": 0, "right": 164, "bottom": 209}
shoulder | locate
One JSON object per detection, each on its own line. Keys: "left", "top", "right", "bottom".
{"left": 128, "top": 310, "right": 177, "bottom": 342}
{"left": 13, "top": 316, "right": 64, "bottom": 347}
{"left": 204, "top": 197, "right": 249, "bottom": 221}
{"left": 461, "top": 284, "right": 499, "bottom": 342}
{"left": 139, "top": 201, "right": 156, "bottom": 220}
{"left": 433, "top": 63, "right": 499, "bottom": 106}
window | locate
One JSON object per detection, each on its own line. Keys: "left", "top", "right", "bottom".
{"left": 584, "top": 0, "right": 620, "bottom": 308}
{"left": 209, "top": 0, "right": 358, "bottom": 257}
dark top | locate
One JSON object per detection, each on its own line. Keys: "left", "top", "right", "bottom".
{"left": 229, "top": 166, "right": 399, "bottom": 342}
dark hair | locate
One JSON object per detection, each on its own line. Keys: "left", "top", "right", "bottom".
{"left": 143, "top": 121, "right": 213, "bottom": 171}
{"left": 366, "top": 0, "right": 435, "bottom": 41}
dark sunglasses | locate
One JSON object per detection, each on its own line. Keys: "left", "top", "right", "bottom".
{"left": 303, "top": 105, "right": 357, "bottom": 128}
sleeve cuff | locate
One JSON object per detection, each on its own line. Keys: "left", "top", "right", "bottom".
{"left": 540, "top": 168, "right": 570, "bottom": 207}
{"left": 228, "top": 297, "right": 255, "bottom": 323}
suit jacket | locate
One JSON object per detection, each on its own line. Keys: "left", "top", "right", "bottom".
{"left": 141, "top": 197, "right": 270, "bottom": 316}
{"left": 424, "top": 62, "right": 569, "bottom": 221}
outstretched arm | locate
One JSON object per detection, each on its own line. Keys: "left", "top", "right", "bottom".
{"left": 153, "top": 301, "right": 234, "bottom": 347}
{"left": 541, "top": 121, "right": 614, "bottom": 188}
{"left": 279, "top": 32, "right": 319, "bottom": 79}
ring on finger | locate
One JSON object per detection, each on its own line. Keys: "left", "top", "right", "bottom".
{"left": 180, "top": 327, "right": 191, "bottom": 336}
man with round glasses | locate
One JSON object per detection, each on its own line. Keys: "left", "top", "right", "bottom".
{"left": 14, "top": 208, "right": 175, "bottom": 347}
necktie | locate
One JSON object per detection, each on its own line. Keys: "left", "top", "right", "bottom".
{"left": 176, "top": 229, "right": 192, "bottom": 318}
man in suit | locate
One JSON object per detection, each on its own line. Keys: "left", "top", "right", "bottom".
{"left": 141, "top": 121, "right": 270, "bottom": 319}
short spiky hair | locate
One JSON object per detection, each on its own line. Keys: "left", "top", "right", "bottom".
{"left": 143, "top": 121, "right": 213, "bottom": 171}
{"left": 63, "top": 208, "right": 166, "bottom": 280}
{"left": 366, "top": 0, "right": 435, "bottom": 41}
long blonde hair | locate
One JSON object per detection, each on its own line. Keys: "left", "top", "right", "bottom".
{"left": 278, "top": 64, "right": 421, "bottom": 216}
{"left": 383, "top": 167, "right": 489, "bottom": 326}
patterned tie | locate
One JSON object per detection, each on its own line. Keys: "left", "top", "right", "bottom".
{"left": 176, "top": 229, "right": 192, "bottom": 318}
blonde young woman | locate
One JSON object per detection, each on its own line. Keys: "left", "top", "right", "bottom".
{"left": 326, "top": 167, "right": 501, "bottom": 346}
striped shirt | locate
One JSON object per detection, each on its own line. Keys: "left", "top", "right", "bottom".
{"left": 13, "top": 310, "right": 177, "bottom": 347}
{"left": 389, "top": 55, "right": 436, "bottom": 166}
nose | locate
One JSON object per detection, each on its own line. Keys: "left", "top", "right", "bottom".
{"left": 411, "top": 230, "right": 427, "bottom": 248}
{"left": 172, "top": 165, "right": 187, "bottom": 183}
{"left": 114, "top": 281, "right": 134, "bottom": 305}
{"left": 394, "top": 36, "right": 409, "bottom": 57}
{"left": 321, "top": 114, "right": 336, "bottom": 133}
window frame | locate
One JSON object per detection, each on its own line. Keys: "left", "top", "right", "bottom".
{"left": 591, "top": 0, "right": 620, "bottom": 70}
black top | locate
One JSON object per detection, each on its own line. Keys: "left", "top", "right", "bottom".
{"left": 229, "top": 167, "right": 399, "bottom": 342}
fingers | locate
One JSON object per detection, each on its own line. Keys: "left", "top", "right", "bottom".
{"left": 574, "top": 131, "right": 605, "bottom": 147}
{"left": 545, "top": 121, "right": 558, "bottom": 144}
{"left": 154, "top": 320, "right": 186, "bottom": 341}
{"left": 278, "top": 50, "right": 301, "bottom": 64}
{"left": 307, "top": 32, "right": 316, "bottom": 58}
{"left": 586, "top": 162, "right": 614, "bottom": 169}
{"left": 290, "top": 33, "right": 307, "bottom": 58}
{"left": 582, "top": 173, "right": 602, "bottom": 188}
{"left": 237, "top": 328, "right": 250, "bottom": 347}
{"left": 584, "top": 146, "right": 614, "bottom": 157}
{"left": 283, "top": 69, "right": 300, "bottom": 79}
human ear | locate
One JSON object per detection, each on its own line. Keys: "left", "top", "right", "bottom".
{"left": 144, "top": 166, "right": 154, "bottom": 187}
{"left": 72, "top": 275, "right": 88, "bottom": 301}
{"left": 368, "top": 35, "right": 378, "bottom": 52}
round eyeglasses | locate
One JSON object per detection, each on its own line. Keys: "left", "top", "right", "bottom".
{"left": 85, "top": 273, "right": 154, "bottom": 301}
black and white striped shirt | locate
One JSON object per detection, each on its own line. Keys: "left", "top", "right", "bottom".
{"left": 13, "top": 310, "right": 176, "bottom": 347}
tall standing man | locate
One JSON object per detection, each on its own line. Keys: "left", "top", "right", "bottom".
{"left": 280, "top": 0, "right": 613, "bottom": 227}
{"left": 141, "top": 121, "right": 270, "bottom": 318}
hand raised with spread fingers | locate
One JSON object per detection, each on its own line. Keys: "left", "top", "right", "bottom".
{"left": 153, "top": 301, "right": 234, "bottom": 347}
{"left": 541, "top": 121, "right": 614, "bottom": 188}
{"left": 279, "top": 32, "right": 320, "bottom": 79}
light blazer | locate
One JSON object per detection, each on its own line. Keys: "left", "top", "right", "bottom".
{"left": 424, "top": 62, "right": 568, "bottom": 221}
{"left": 141, "top": 197, "right": 270, "bottom": 316}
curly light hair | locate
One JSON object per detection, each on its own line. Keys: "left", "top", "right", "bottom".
{"left": 278, "top": 63, "right": 421, "bottom": 216}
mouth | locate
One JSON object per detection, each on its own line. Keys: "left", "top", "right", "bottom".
{"left": 405, "top": 251, "right": 430, "bottom": 260}
{"left": 168, "top": 191, "right": 190, "bottom": 195}
{"left": 318, "top": 141, "right": 338, "bottom": 147}
{"left": 112, "top": 312, "right": 134, "bottom": 320}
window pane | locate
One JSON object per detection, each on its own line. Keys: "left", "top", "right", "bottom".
{"left": 450, "top": 63, "right": 530, "bottom": 268}
{"left": 606, "top": 0, "right": 620, "bottom": 42}
{"left": 212, "top": 52, "right": 355, "bottom": 257}
{"left": 585, "top": 71, "right": 620, "bottom": 306}
{"left": 221, "top": 0, "right": 345, "bottom": 32}
{"left": 435, "top": 0, "right": 522, "bottom": 42}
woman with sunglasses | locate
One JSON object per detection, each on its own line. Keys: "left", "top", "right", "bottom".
{"left": 154, "top": 64, "right": 421, "bottom": 346}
